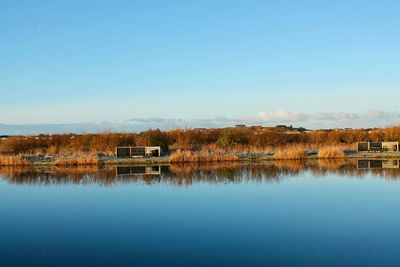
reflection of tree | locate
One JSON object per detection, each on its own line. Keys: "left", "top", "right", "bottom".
{"left": 1, "top": 160, "right": 400, "bottom": 187}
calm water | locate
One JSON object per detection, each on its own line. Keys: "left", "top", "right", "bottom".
{"left": 1, "top": 160, "right": 400, "bottom": 267}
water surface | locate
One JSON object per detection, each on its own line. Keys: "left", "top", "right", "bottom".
{"left": 1, "top": 160, "right": 400, "bottom": 267}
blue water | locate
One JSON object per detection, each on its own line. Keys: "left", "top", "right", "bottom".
{"left": 1, "top": 164, "right": 400, "bottom": 267}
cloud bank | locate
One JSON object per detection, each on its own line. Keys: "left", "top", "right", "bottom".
{"left": 0, "top": 110, "right": 399, "bottom": 135}
{"left": 258, "top": 109, "right": 400, "bottom": 124}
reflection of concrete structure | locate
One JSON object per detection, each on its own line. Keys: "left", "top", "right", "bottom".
{"left": 116, "top": 146, "right": 161, "bottom": 158}
{"left": 116, "top": 166, "right": 162, "bottom": 176}
{"left": 357, "top": 142, "right": 399, "bottom": 152}
{"left": 357, "top": 160, "right": 400, "bottom": 169}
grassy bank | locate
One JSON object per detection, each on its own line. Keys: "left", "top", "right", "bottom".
{"left": 2, "top": 143, "right": 398, "bottom": 166}
{"left": 2, "top": 125, "right": 400, "bottom": 166}
{"left": 1, "top": 126, "right": 400, "bottom": 157}
{"left": 170, "top": 148, "right": 239, "bottom": 163}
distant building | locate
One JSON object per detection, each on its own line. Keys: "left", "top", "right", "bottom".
{"left": 193, "top": 128, "right": 208, "bottom": 131}
{"left": 235, "top": 124, "right": 246, "bottom": 128}
{"left": 276, "top": 125, "right": 289, "bottom": 129}
{"left": 275, "top": 125, "right": 307, "bottom": 132}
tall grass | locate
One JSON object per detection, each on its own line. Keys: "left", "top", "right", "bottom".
{"left": 318, "top": 145, "right": 346, "bottom": 159}
{"left": 274, "top": 146, "right": 306, "bottom": 160}
{"left": 1, "top": 126, "right": 396, "bottom": 156}
{"left": 170, "top": 149, "right": 239, "bottom": 163}
{"left": 0, "top": 126, "right": 397, "bottom": 165}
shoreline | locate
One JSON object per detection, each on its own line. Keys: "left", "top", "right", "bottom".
{"left": 2, "top": 151, "right": 400, "bottom": 167}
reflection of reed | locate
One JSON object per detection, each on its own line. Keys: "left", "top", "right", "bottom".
{"left": 1, "top": 160, "right": 400, "bottom": 186}
{"left": 167, "top": 162, "right": 295, "bottom": 186}
{"left": 274, "top": 160, "right": 307, "bottom": 172}
{"left": 0, "top": 166, "right": 115, "bottom": 186}
{"left": 307, "top": 159, "right": 357, "bottom": 177}
{"left": 0, "top": 155, "right": 29, "bottom": 166}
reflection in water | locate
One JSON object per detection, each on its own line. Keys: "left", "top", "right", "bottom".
{"left": 117, "top": 165, "right": 162, "bottom": 176}
{"left": 357, "top": 159, "right": 400, "bottom": 169}
{"left": 1, "top": 159, "right": 400, "bottom": 186}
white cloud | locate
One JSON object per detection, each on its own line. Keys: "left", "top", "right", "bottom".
{"left": 257, "top": 109, "right": 400, "bottom": 127}
{"left": 259, "top": 110, "right": 305, "bottom": 122}
{"left": 1, "top": 110, "right": 400, "bottom": 135}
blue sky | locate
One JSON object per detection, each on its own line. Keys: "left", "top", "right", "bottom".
{"left": 1, "top": 0, "right": 400, "bottom": 128}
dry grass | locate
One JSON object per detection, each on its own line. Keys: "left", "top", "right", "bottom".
{"left": 274, "top": 146, "right": 306, "bottom": 160}
{"left": 0, "top": 155, "right": 30, "bottom": 166}
{"left": 0, "top": 125, "right": 377, "bottom": 156}
{"left": 170, "top": 149, "right": 239, "bottom": 163}
{"left": 318, "top": 145, "right": 346, "bottom": 159}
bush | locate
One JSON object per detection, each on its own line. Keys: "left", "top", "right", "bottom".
{"left": 140, "top": 129, "right": 171, "bottom": 151}
{"left": 216, "top": 129, "right": 249, "bottom": 148}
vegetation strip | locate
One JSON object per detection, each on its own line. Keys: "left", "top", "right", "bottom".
{"left": 2, "top": 126, "right": 400, "bottom": 166}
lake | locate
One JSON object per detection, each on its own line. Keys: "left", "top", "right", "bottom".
{"left": 1, "top": 160, "right": 400, "bottom": 267}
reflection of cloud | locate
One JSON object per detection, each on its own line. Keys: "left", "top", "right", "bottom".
{"left": 1, "top": 110, "right": 399, "bottom": 135}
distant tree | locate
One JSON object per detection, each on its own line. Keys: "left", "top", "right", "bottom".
{"left": 216, "top": 129, "right": 249, "bottom": 148}
{"left": 141, "top": 129, "right": 171, "bottom": 151}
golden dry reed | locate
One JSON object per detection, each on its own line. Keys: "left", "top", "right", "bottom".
{"left": 170, "top": 149, "right": 239, "bottom": 163}
{"left": 0, "top": 126, "right": 399, "bottom": 165}
{"left": 317, "top": 145, "right": 346, "bottom": 159}
{"left": 274, "top": 146, "right": 306, "bottom": 160}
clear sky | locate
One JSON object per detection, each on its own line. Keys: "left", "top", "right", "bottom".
{"left": 1, "top": 0, "right": 400, "bottom": 128}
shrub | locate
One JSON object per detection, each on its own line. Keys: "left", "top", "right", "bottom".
{"left": 140, "top": 129, "right": 171, "bottom": 151}
{"left": 216, "top": 129, "right": 249, "bottom": 148}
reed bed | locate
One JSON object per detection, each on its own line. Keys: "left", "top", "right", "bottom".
{"left": 170, "top": 149, "right": 239, "bottom": 163}
{"left": 1, "top": 125, "right": 387, "bottom": 156}
{"left": 0, "top": 155, "right": 29, "bottom": 166}
{"left": 317, "top": 145, "right": 346, "bottom": 159}
{"left": 274, "top": 146, "right": 307, "bottom": 160}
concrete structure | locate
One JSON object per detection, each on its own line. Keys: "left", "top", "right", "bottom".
{"left": 116, "top": 146, "right": 161, "bottom": 158}
{"left": 357, "top": 142, "right": 399, "bottom": 152}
